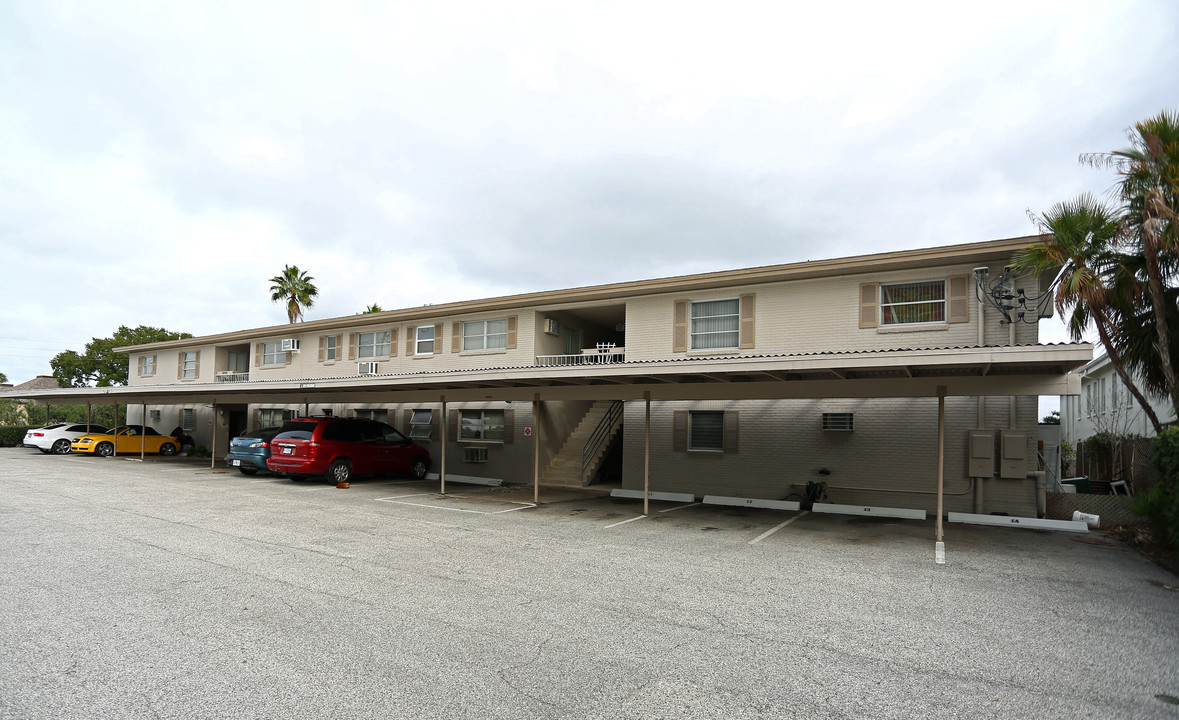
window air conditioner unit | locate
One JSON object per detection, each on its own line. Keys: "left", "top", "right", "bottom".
{"left": 357, "top": 361, "right": 379, "bottom": 375}
{"left": 544, "top": 318, "right": 562, "bottom": 336}
{"left": 462, "top": 446, "right": 488, "bottom": 463}
{"left": 281, "top": 338, "right": 301, "bottom": 352}
{"left": 822, "top": 413, "right": 854, "bottom": 431}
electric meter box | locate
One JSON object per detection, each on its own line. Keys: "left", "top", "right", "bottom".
{"left": 1000, "top": 432, "right": 1028, "bottom": 479}
{"left": 968, "top": 431, "right": 995, "bottom": 478}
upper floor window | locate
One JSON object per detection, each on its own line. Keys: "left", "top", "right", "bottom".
{"left": 325, "top": 336, "right": 337, "bottom": 361}
{"left": 691, "top": 299, "right": 740, "bottom": 350}
{"left": 880, "top": 281, "right": 946, "bottom": 325}
{"left": 358, "top": 331, "right": 390, "bottom": 358}
{"left": 415, "top": 326, "right": 436, "bottom": 355}
{"left": 227, "top": 351, "right": 248, "bottom": 373}
{"left": 262, "top": 342, "right": 284, "bottom": 365}
{"left": 463, "top": 320, "right": 507, "bottom": 351}
{"left": 181, "top": 351, "right": 198, "bottom": 379}
{"left": 138, "top": 355, "right": 156, "bottom": 377}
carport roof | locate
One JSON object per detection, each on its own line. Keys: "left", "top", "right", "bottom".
{"left": 17, "top": 342, "right": 1091, "bottom": 406}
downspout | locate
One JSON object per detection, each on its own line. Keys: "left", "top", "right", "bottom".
{"left": 533, "top": 394, "right": 541, "bottom": 505}
{"left": 440, "top": 395, "right": 447, "bottom": 495}
{"left": 975, "top": 291, "right": 986, "bottom": 513}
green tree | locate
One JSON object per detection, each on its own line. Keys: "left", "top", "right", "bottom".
{"left": 0, "top": 372, "right": 7, "bottom": 383}
{"left": 1014, "top": 196, "right": 1166, "bottom": 432}
{"left": 1090, "top": 110, "right": 1179, "bottom": 417}
{"left": 51, "top": 325, "right": 192, "bottom": 388}
{"left": 361, "top": 303, "right": 383, "bottom": 314}
{"left": 269, "top": 265, "right": 318, "bottom": 323}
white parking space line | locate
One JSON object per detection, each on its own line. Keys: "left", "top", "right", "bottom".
{"left": 748, "top": 511, "right": 809, "bottom": 545}
{"left": 658, "top": 502, "right": 700, "bottom": 513}
{"left": 375, "top": 493, "right": 536, "bottom": 515}
{"left": 604, "top": 515, "right": 647, "bottom": 529}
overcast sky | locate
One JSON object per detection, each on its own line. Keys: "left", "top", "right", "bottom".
{"left": 2, "top": 0, "right": 1176, "bottom": 391}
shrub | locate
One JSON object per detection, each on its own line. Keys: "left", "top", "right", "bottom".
{"left": 1130, "top": 428, "right": 1179, "bottom": 552}
{"left": 0, "top": 426, "right": 32, "bottom": 447}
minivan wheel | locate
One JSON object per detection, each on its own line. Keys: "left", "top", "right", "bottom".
{"left": 328, "top": 460, "right": 352, "bottom": 484}
{"left": 411, "top": 457, "right": 428, "bottom": 480}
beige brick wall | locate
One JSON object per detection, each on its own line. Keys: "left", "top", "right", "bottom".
{"left": 620, "top": 395, "right": 1041, "bottom": 516}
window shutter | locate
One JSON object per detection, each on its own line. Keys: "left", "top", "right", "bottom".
{"left": 178, "top": 352, "right": 184, "bottom": 379}
{"left": 318, "top": 336, "right": 325, "bottom": 362}
{"left": 452, "top": 322, "right": 462, "bottom": 353}
{"left": 348, "top": 333, "right": 358, "bottom": 361}
{"left": 673, "top": 300, "right": 689, "bottom": 353}
{"left": 254, "top": 343, "right": 263, "bottom": 367}
{"left": 450, "top": 409, "right": 460, "bottom": 438}
{"left": 404, "top": 409, "right": 412, "bottom": 430}
{"left": 506, "top": 316, "right": 517, "bottom": 349}
{"left": 193, "top": 351, "right": 200, "bottom": 378}
{"left": 859, "top": 283, "right": 879, "bottom": 329}
{"left": 389, "top": 327, "right": 398, "bottom": 357}
{"left": 405, "top": 327, "right": 415, "bottom": 356}
{"left": 137, "top": 356, "right": 144, "bottom": 376}
{"left": 723, "top": 411, "right": 739, "bottom": 453}
{"left": 503, "top": 409, "right": 515, "bottom": 444}
{"left": 673, "top": 410, "right": 688, "bottom": 451}
{"left": 434, "top": 324, "right": 443, "bottom": 352}
{"left": 739, "top": 294, "right": 755, "bottom": 349}
{"left": 284, "top": 347, "right": 292, "bottom": 365}
{"left": 947, "top": 275, "right": 969, "bottom": 323}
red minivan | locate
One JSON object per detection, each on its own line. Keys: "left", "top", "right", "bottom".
{"left": 267, "top": 417, "right": 431, "bottom": 484}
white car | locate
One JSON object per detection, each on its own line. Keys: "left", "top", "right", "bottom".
{"left": 23, "top": 423, "right": 110, "bottom": 455}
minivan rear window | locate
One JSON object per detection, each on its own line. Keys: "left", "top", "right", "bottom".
{"left": 274, "top": 430, "right": 314, "bottom": 440}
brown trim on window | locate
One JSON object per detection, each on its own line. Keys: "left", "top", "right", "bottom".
{"left": 723, "top": 411, "right": 739, "bottom": 452}
{"left": 318, "top": 336, "right": 325, "bottom": 363}
{"left": 859, "top": 283, "right": 879, "bottom": 329}
{"left": 503, "top": 408, "right": 514, "bottom": 444}
{"left": 390, "top": 327, "right": 399, "bottom": 357}
{"left": 348, "top": 333, "right": 358, "bottom": 361}
{"left": 673, "top": 300, "right": 689, "bottom": 353}
{"left": 672, "top": 410, "right": 688, "bottom": 451}
{"left": 506, "top": 317, "right": 517, "bottom": 350}
{"left": 452, "top": 322, "right": 462, "bottom": 353}
{"left": 947, "top": 275, "right": 969, "bottom": 323}
{"left": 739, "top": 295, "right": 755, "bottom": 349}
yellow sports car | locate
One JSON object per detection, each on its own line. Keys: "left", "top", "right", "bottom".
{"left": 70, "top": 425, "right": 180, "bottom": 457}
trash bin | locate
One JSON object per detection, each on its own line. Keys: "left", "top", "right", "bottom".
{"left": 1061, "top": 476, "right": 1090, "bottom": 493}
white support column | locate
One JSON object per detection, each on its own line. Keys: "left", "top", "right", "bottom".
{"left": 439, "top": 396, "right": 447, "bottom": 495}
{"left": 209, "top": 400, "right": 217, "bottom": 469}
{"left": 533, "top": 393, "right": 541, "bottom": 505}
{"left": 936, "top": 386, "right": 946, "bottom": 564}
{"left": 643, "top": 391, "right": 651, "bottom": 517}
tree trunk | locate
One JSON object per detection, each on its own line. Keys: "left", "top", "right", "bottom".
{"left": 1141, "top": 191, "right": 1179, "bottom": 419}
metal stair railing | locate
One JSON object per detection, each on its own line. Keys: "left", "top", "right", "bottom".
{"left": 581, "top": 401, "right": 623, "bottom": 483}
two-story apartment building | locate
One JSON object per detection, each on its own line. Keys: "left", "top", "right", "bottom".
{"left": 18, "top": 236, "right": 1090, "bottom": 518}
{"left": 1060, "top": 353, "right": 1177, "bottom": 445}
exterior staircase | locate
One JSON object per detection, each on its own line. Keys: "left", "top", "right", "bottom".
{"left": 541, "top": 400, "right": 623, "bottom": 487}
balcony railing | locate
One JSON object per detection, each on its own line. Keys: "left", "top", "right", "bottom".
{"left": 215, "top": 371, "right": 250, "bottom": 383}
{"left": 536, "top": 346, "right": 625, "bottom": 367}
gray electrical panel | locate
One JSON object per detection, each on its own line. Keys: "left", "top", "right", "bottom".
{"left": 1000, "top": 432, "right": 1028, "bottom": 479}
{"left": 968, "top": 431, "right": 994, "bottom": 477}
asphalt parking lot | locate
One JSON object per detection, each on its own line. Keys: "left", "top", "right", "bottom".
{"left": 1, "top": 448, "right": 1177, "bottom": 720}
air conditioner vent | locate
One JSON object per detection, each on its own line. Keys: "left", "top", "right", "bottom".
{"left": 281, "top": 338, "right": 301, "bottom": 352}
{"left": 462, "top": 446, "right": 488, "bottom": 463}
{"left": 822, "top": 413, "right": 854, "bottom": 431}
{"left": 544, "top": 318, "right": 562, "bottom": 336}
{"left": 357, "top": 361, "right": 379, "bottom": 375}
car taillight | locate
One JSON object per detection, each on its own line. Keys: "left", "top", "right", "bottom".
{"left": 308, "top": 441, "right": 319, "bottom": 456}
{"left": 248, "top": 441, "right": 269, "bottom": 449}
{"left": 31, "top": 432, "right": 44, "bottom": 437}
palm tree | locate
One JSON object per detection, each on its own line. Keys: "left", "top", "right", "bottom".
{"left": 269, "top": 265, "right": 318, "bottom": 324}
{"left": 1014, "top": 195, "right": 1165, "bottom": 432}
{"left": 1095, "top": 110, "right": 1179, "bottom": 418}
{"left": 361, "top": 303, "right": 383, "bottom": 314}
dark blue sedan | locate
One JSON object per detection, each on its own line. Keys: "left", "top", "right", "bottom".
{"left": 224, "top": 427, "right": 283, "bottom": 475}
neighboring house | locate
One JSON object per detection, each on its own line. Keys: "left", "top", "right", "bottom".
{"left": 1060, "top": 353, "right": 1177, "bottom": 445}
{"left": 0, "top": 376, "right": 61, "bottom": 423}
{"left": 11, "top": 236, "right": 1090, "bottom": 518}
